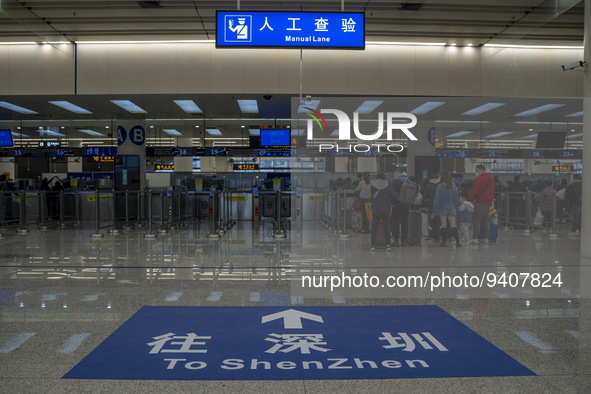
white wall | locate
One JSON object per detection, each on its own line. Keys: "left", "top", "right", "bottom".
{"left": 0, "top": 44, "right": 74, "bottom": 94}
{"left": 2, "top": 42, "right": 582, "bottom": 98}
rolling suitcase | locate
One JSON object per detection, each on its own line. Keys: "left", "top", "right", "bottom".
{"left": 375, "top": 221, "right": 387, "bottom": 247}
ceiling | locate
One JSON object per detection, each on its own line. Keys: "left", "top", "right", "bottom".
{"left": 0, "top": 1, "right": 585, "bottom": 148}
{"left": 0, "top": 1, "right": 584, "bottom": 45}
{"left": 0, "top": 94, "right": 584, "bottom": 148}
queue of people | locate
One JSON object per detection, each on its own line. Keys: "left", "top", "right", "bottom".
{"left": 344, "top": 165, "right": 584, "bottom": 250}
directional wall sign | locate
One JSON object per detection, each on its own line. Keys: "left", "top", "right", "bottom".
{"left": 234, "top": 163, "right": 259, "bottom": 171}
{"left": 63, "top": 306, "right": 534, "bottom": 380}
{"left": 216, "top": 11, "right": 365, "bottom": 49}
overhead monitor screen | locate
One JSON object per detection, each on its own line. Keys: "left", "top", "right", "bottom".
{"left": 0, "top": 129, "right": 14, "bottom": 147}
{"left": 535, "top": 132, "right": 566, "bottom": 149}
{"left": 260, "top": 129, "right": 291, "bottom": 148}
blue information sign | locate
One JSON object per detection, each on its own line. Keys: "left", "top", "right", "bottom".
{"left": 216, "top": 11, "right": 365, "bottom": 49}
{"left": 130, "top": 125, "right": 146, "bottom": 146}
{"left": 83, "top": 147, "right": 117, "bottom": 157}
{"left": 63, "top": 306, "right": 534, "bottom": 380}
{"left": 117, "top": 126, "right": 127, "bottom": 146}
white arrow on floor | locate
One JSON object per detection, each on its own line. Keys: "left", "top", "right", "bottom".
{"left": 261, "top": 309, "right": 324, "bottom": 329}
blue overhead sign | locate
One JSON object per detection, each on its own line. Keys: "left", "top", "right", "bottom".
{"left": 216, "top": 11, "right": 365, "bottom": 49}
{"left": 63, "top": 306, "right": 533, "bottom": 380}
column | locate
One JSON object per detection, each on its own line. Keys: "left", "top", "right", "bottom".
{"left": 582, "top": 0, "right": 591, "bottom": 260}
{"left": 173, "top": 137, "right": 193, "bottom": 173}
{"left": 116, "top": 120, "right": 146, "bottom": 190}
{"left": 406, "top": 122, "right": 436, "bottom": 178}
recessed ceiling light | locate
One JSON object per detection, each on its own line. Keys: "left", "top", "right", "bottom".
{"left": 163, "top": 129, "right": 183, "bottom": 136}
{"left": 486, "top": 131, "right": 513, "bottom": 138}
{"left": 237, "top": 100, "right": 259, "bottom": 113}
{"left": 566, "top": 111, "right": 583, "bottom": 117}
{"left": 0, "top": 101, "right": 38, "bottom": 114}
{"left": 514, "top": 104, "right": 564, "bottom": 117}
{"left": 566, "top": 133, "right": 583, "bottom": 139}
{"left": 462, "top": 103, "right": 506, "bottom": 115}
{"left": 446, "top": 131, "right": 473, "bottom": 138}
{"left": 78, "top": 129, "right": 105, "bottom": 136}
{"left": 110, "top": 100, "right": 147, "bottom": 113}
{"left": 355, "top": 100, "right": 384, "bottom": 114}
{"left": 38, "top": 129, "right": 66, "bottom": 137}
{"left": 49, "top": 101, "right": 93, "bottom": 114}
{"left": 174, "top": 100, "right": 203, "bottom": 114}
{"left": 206, "top": 128, "right": 222, "bottom": 136}
{"left": 409, "top": 102, "right": 445, "bottom": 114}
{"left": 298, "top": 100, "right": 321, "bottom": 113}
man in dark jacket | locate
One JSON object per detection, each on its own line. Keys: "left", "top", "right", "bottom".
{"left": 565, "top": 174, "right": 582, "bottom": 234}
{"left": 390, "top": 169, "right": 411, "bottom": 246}
{"left": 370, "top": 173, "right": 397, "bottom": 250}
{"left": 467, "top": 164, "right": 496, "bottom": 245}
{"left": 423, "top": 173, "right": 440, "bottom": 240}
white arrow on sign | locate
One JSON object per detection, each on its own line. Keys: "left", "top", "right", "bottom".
{"left": 261, "top": 309, "right": 324, "bottom": 329}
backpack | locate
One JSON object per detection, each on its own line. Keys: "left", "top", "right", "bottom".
{"left": 398, "top": 181, "right": 418, "bottom": 205}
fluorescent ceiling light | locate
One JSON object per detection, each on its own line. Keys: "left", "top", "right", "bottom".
{"left": 249, "top": 129, "right": 260, "bottom": 136}
{"left": 484, "top": 44, "right": 583, "bottom": 50}
{"left": 446, "top": 131, "right": 473, "bottom": 138}
{"left": 49, "top": 101, "right": 92, "bottom": 114}
{"left": 522, "top": 134, "right": 538, "bottom": 139}
{"left": 206, "top": 128, "right": 222, "bottom": 136}
{"left": 76, "top": 40, "right": 215, "bottom": 44}
{"left": 410, "top": 101, "right": 445, "bottom": 114}
{"left": 78, "top": 129, "right": 105, "bottom": 136}
{"left": 566, "top": 133, "right": 583, "bottom": 139}
{"left": 163, "top": 129, "right": 183, "bottom": 136}
{"left": 110, "top": 100, "right": 147, "bottom": 113}
{"left": 0, "top": 42, "right": 37, "bottom": 45}
{"left": 566, "top": 111, "right": 583, "bottom": 117}
{"left": 367, "top": 41, "right": 446, "bottom": 46}
{"left": 355, "top": 100, "right": 384, "bottom": 114}
{"left": 435, "top": 120, "right": 490, "bottom": 124}
{"left": 38, "top": 129, "right": 66, "bottom": 137}
{"left": 11, "top": 132, "right": 29, "bottom": 137}
{"left": 486, "top": 131, "right": 513, "bottom": 138}
{"left": 462, "top": 103, "right": 505, "bottom": 115}
{"left": 174, "top": 100, "right": 202, "bottom": 114}
{"left": 0, "top": 101, "right": 38, "bottom": 114}
{"left": 514, "top": 104, "right": 564, "bottom": 117}
{"left": 237, "top": 100, "right": 259, "bottom": 114}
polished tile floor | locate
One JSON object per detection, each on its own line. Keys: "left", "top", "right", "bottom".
{"left": 0, "top": 220, "right": 589, "bottom": 393}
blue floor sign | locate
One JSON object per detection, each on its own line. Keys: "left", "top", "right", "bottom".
{"left": 63, "top": 306, "right": 534, "bottom": 380}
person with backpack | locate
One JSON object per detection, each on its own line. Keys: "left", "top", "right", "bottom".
{"left": 370, "top": 173, "right": 397, "bottom": 251}
{"left": 390, "top": 168, "right": 417, "bottom": 247}
{"left": 432, "top": 171, "right": 460, "bottom": 247}
{"left": 423, "top": 173, "right": 441, "bottom": 241}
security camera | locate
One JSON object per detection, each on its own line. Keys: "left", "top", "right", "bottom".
{"left": 263, "top": 95, "right": 272, "bottom": 100}
{"left": 561, "top": 61, "right": 586, "bottom": 71}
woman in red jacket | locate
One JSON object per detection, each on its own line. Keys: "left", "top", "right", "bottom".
{"left": 467, "top": 164, "right": 496, "bottom": 245}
